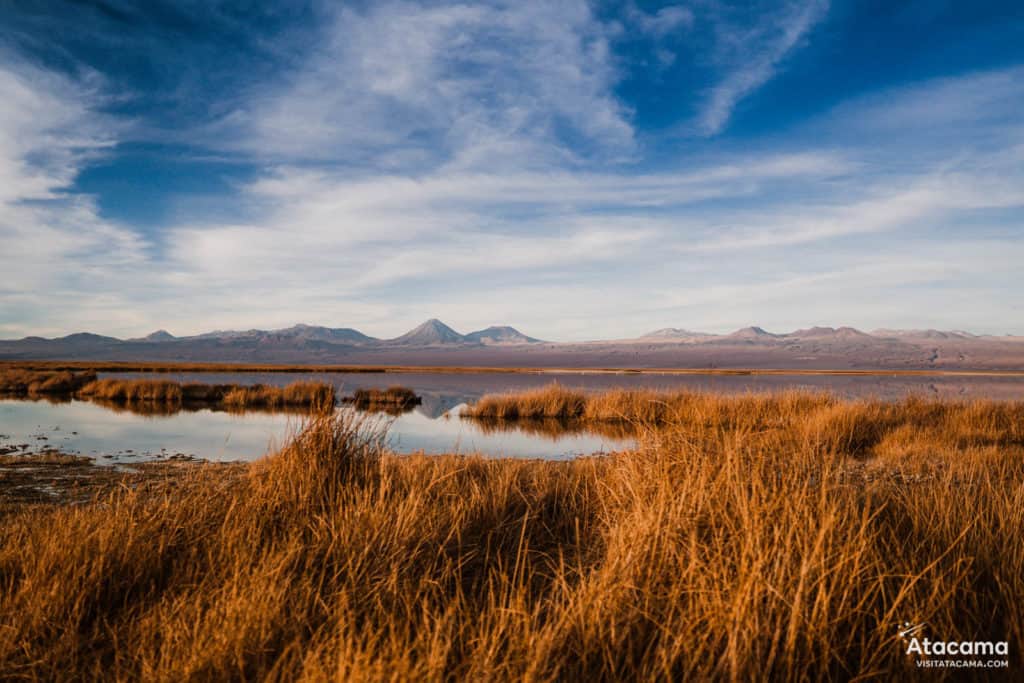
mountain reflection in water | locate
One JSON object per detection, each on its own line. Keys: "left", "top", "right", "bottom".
{"left": 0, "top": 398, "right": 631, "bottom": 463}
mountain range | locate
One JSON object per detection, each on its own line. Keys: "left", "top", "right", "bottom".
{"left": 128, "top": 319, "right": 542, "bottom": 347}
{"left": 2, "top": 321, "right": 1023, "bottom": 370}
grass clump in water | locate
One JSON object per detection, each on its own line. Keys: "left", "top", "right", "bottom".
{"left": 76, "top": 377, "right": 336, "bottom": 411}
{"left": 221, "top": 381, "right": 336, "bottom": 409}
{"left": 0, "top": 369, "right": 98, "bottom": 396}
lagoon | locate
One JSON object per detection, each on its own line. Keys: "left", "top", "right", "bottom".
{"left": 2, "top": 370, "right": 1021, "bottom": 463}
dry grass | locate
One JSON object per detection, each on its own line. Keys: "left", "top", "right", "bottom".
{"left": 0, "top": 451, "right": 92, "bottom": 466}
{"left": 221, "top": 381, "right": 336, "bottom": 409}
{"left": 1, "top": 392, "right": 1022, "bottom": 680}
{"left": 1, "top": 370, "right": 335, "bottom": 414}
{"left": 464, "top": 382, "right": 1021, "bottom": 434}
{"left": 77, "top": 378, "right": 186, "bottom": 402}
{"left": 463, "top": 382, "right": 827, "bottom": 421}
{"left": 75, "top": 377, "right": 335, "bottom": 410}
{"left": 0, "top": 369, "right": 97, "bottom": 396}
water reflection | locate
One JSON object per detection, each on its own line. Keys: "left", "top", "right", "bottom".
{"left": 376, "top": 407, "right": 627, "bottom": 459}
{"left": 349, "top": 403, "right": 418, "bottom": 417}
{"left": 0, "top": 399, "right": 301, "bottom": 463}
{"left": 470, "top": 416, "right": 638, "bottom": 441}
{"left": 0, "top": 398, "right": 630, "bottom": 463}
{"left": 84, "top": 398, "right": 315, "bottom": 418}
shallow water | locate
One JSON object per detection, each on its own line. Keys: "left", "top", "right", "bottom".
{"left": 2, "top": 371, "right": 1021, "bottom": 463}
{"left": 0, "top": 399, "right": 628, "bottom": 463}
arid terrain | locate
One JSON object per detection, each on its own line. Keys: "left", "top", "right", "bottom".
{"left": 3, "top": 320, "right": 1024, "bottom": 371}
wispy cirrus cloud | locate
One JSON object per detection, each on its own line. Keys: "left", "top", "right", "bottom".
{"left": 213, "top": 0, "right": 635, "bottom": 170}
{"left": 0, "top": 57, "right": 113, "bottom": 202}
{"left": 679, "top": 170, "right": 1024, "bottom": 253}
{"left": 695, "top": 0, "right": 830, "bottom": 136}
{"left": 623, "top": 3, "right": 695, "bottom": 38}
{"left": 158, "top": 149, "right": 847, "bottom": 306}
{"left": 0, "top": 57, "right": 150, "bottom": 336}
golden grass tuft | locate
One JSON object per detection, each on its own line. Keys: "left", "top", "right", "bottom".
{"left": 461, "top": 383, "right": 589, "bottom": 419}
{"left": 221, "top": 381, "right": 336, "bottom": 409}
{"left": 461, "top": 382, "right": 842, "bottom": 422}
{"left": 0, "top": 369, "right": 97, "bottom": 396}
{"left": 68, "top": 376, "right": 336, "bottom": 412}
{"left": 77, "top": 377, "right": 185, "bottom": 402}
{"left": 2, "top": 370, "right": 335, "bottom": 411}
{"left": 463, "top": 382, "right": 1024, "bottom": 444}
{"left": 1, "top": 391, "right": 1022, "bottom": 679}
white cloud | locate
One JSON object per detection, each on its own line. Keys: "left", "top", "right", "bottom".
{"left": 246, "top": 150, "right": 848, "bottom": 209}
{"left": 826, "top": 66, "right": 1024, "bottom": 136}
{"left": 155, "top": 150, "right": 849, "bottom": 298}
{"left": 676, "top": 170, "right": 1024, "bottom": 253}
{"left": 640, "top": 239, "right": 1024, "bottom": 336}
{"left": 218, "top": 0, "right": 634, "bottom": 170}
{"left": 0, "top": 59, "right": 112, "bottom": 202}
{"left": 0, "top": 58, "right": 150, "bottom": 335}
{"left": 626, "top": 4, "right": 695, "bottom": 37}
{"left": 695, "top": 0, "right": 830, "bottom": 136}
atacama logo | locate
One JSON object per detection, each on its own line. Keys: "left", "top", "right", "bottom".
{"left": 899, "top": 622, "right": 1009, "bottom": 669}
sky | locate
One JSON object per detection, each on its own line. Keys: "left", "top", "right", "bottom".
{"left": 0, "top": 0, "right": 1022, "bottom": 341}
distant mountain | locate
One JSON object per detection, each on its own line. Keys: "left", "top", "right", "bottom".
{"left": 640, "top": 328, "right": 711, "bottom": 340}
{"left": 139, "top": 330, "right": 176, "bottom": 342}
{"left": 57, "top": 332, "right": 122, "bottom": 344}
{"left": 389, "top": 319, "right": 465, "bottom": 345}
{"left": 871, "top": 329, "right": 977, "bottom": 341}
{"left": 727, "top": 326, "right": 777, "bottom": 340}
{"left": 181, "top": 325, "right": 376, "bottom": 344}
{"left": 270, "top": 324, "right": 377, "bottom": 344}
{"left": 189, "top": 329, "right": 265, "bottom": 340}
{"left": 464, "top": 326, "right": 541, "bottom": 344}
{"left": 0, "top": 332, "right": 124, "bottom": 360}
{"left": 2, "top": 321, "right": 1022, "bottom": 370}
{"left": 789, "top": 326, "right": 870, "bottom": 339}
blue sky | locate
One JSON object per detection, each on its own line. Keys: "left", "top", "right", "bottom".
{"left": 1, "top": 0, "right": 1022, "bottom": 340}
